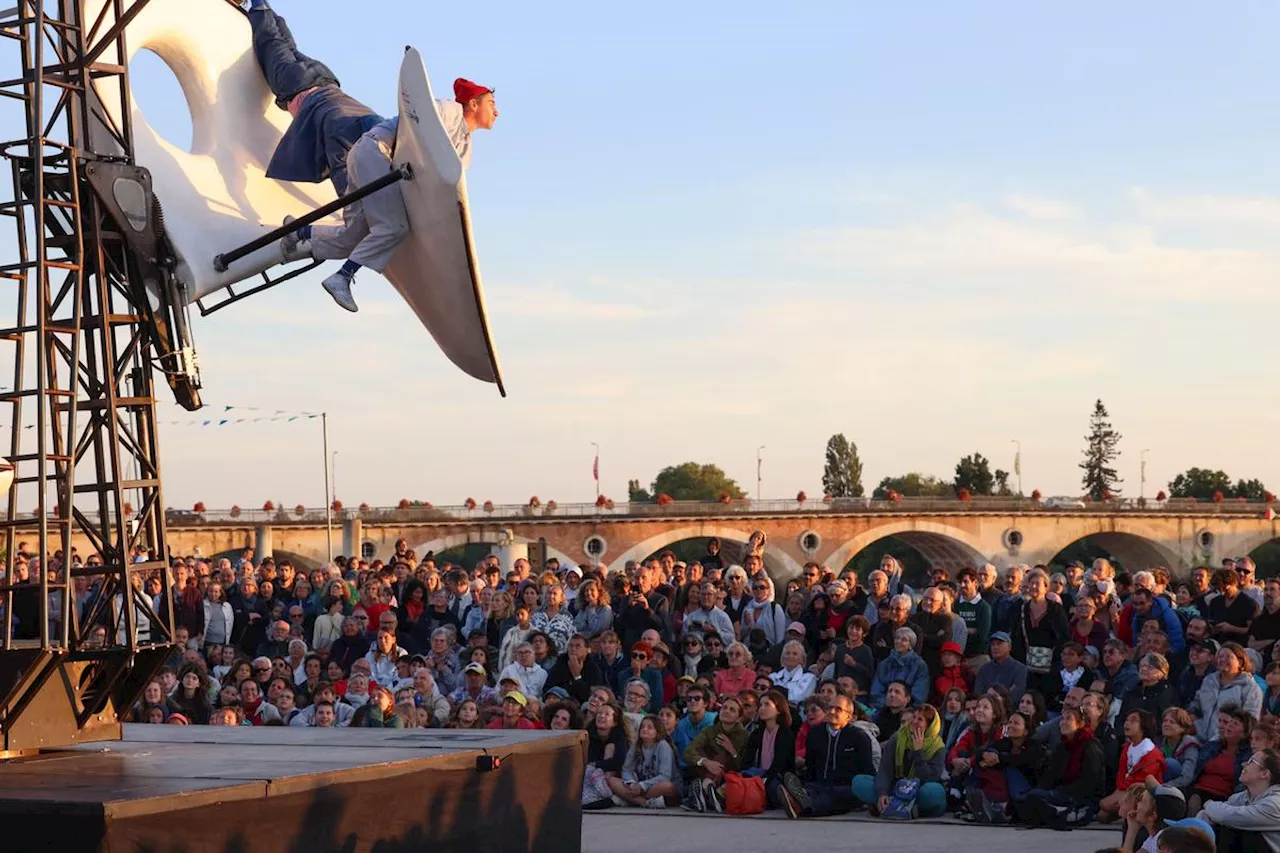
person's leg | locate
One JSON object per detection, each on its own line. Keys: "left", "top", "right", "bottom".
{"left": 917, "top": 782, "right": 947, "bottom": 818}
{"left": 247, "top": 3, "right": 340, "bottom": 107}
{"left": 804, "top": 783, "right": 836, "bottom": 816}
{"left": 344, "top": 142, "right": 409, "bottom": 274}
{"left": 852, "top": 774, "right": 877, "bottom": 807}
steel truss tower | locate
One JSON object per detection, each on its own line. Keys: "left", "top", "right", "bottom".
{"left": 0, "top": 0, "right": 197, "bottom": 755}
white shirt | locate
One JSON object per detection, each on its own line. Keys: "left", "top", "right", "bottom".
{"left": 434, "top": 100, "right": 472, "bottom": 168}
{"left": 770, "top": 666, "right": 817, "bottom": 704}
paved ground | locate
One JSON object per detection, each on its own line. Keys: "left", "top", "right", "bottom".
{"left": 582, "top": 811, "right": 1113, "bottom": 853}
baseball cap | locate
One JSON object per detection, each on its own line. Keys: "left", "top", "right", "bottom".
{"left": 940, "top": 641, "right": 964, "bottom": 657}
{"left": 1144, "top": 779, "right": 1188, "bottom": 822}
{"left": 1193, "top": 638, "right": 1221, "bottom": 655}
{"left": 544, "top": 686, "right": 570, "bottom": 700}
{"left": 463, "top": 662, "right": 487, "bottom": 676}
{"left": 564, "top": 566, "right": 583, "bottom": 578}
{"left": 503, "top": 690, "right": 527, "bottom": 707}
{"left": 1163, "top": 818, "right": 1215, "bottom": 844}
{"left": 989, "top": 631, "right": 1011, "bottom": 644}
{"left": 786, "top": 622, "right": 806, "bottom": 636}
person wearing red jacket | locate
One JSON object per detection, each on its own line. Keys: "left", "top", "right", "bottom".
{"left": 1099, "top": 708, "right": 1164, "bottom": 820}
{"left": 933, "top": 642, "right": 972, "bottom": 706}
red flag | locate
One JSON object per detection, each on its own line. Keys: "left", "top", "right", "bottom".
{"left": 593, "top": 455, "right": 599, "bottom": 481}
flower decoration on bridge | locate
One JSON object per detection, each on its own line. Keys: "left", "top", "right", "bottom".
{"left": 359, "top": 502, "right": 370, "bottom": 513}
{"left": 956, "top": 488, "right": 971, "bottom": 502}
{"left": 1212, "top": 490, "right": 1225, "bottom": 504}
{"left": 422, "top": 501, "right": 433, "bottom": 510}
{"left": 796, "top": 490, "right": 807, "bottom": 504}
{"left": 1030, "top": 489, "right": 1042, "bottom": 501}
{"left": 331, "top": 499, "right": 343, "bottom": 512}
{"left": 717, "top": 490, "right": 732, "bottom": 505}
{"left": 398, "top": 498, "right": 412, "bottom": 510}
{"left": 294, "top": 504, "right": 306, "bottom": 516}
{"left": 482, "top": 500, "right": 494, "bottom": 513}
{"left": 263, "top": 500, "right": 275, "bottom": 512}
{"left": 605, "top": 498, "right": 615, "bottom": 510}
{"left": 230, "top": 505, "right": 241, "bottom": 518}
{"left": 656, "top": 493, "right": 673, "bottom": 507}
{"left": 463, "top": 497, "right": 477, "bottom": 511}
{"left": 1102, "top": 489, "right": 1114, "bottom": 501}
{"left": 528, "top": 496, "right": 541, "bottom": 509}
{"left": 595, "top": 494, "right": 608, "bottom": 508}
{"left": 1155, "top": 490, "right": 1167, "bottom": 502}
{"left": 1238, "top": 496, "right": 1248, "bottom": 504}
{"left": 1267, "top": 491, "right": 1277, "bottom": 503}
{"left": 193, "top": 501, "right": 206, "bottom": 513}
{"left": 822, "top": 493, "right": 832, "bottom": 503}
{"left": 886, "top": 489, "right": 902, "bottom": 504}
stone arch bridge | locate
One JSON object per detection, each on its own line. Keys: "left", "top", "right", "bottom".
{"left": 158, "top": 500, "right": 1280, "bottom": 582}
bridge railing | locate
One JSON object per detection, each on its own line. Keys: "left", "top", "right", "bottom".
{"left": 157, "top": 496, "right": 1274, "bottom": 526}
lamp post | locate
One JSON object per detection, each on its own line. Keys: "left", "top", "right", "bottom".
{"left": 322, "top": 412, "right": 332, "bottom": 566}
{"left": 332, "top": 451, "right": 338, "bottom": 504}
{"left": 1011, "top": 439, "right": 1022, "bottom": 497}
{"left": 591, "top": 442, "right": 600, "bottom": 501}
{"left": 1140, "top": 448, "right": 1150, "bottom": 502}
{"left": 756, "top": 445, "right": 765, "bottom": 502}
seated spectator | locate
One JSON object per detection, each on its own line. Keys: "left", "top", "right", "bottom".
{"left": 974, "top": 632, "right": 1028, "bottom": 700}
{"left": 870, "top": 627, "right": 928, "bottom": 708}
{"left": 412, "top": 669, "right": 451, "bottom": 726}
{"left": 672, "top": 685, "right": 717, "bottom": 771}
{"left": 499, "top": 643, "right": 547, "bottom": 700}
{"left": 1119, "top": 778, "right": 1191, "bottom": 853}
{"left": 975, "top": 710, "right": 1045, "bottom": 822}
{"left": 350, "top": 686, "right": 403, "bottom": 728}
{"left": 543, "top": 699, "right": 583, "bottom": 731}
{"left": 289, "top": 682, "right": 353, "bottom": 727}
{"left": 487, "top": 691, "right": 538, "bottom": 730}
{"left": 948, "top": 694, "right": 1006, "bottom": 816}
{"left": 1195, "top": 747, "right": 1280, "bottom": 853}
{"left": 1262, "top": 662, "right": 1280, "bottom": 718}
{"left": 607, "top": 714, "right": 678, "bottom": 809}
{"left": 543, "top": 634, "right": 603, "bottom": 705}
{"left": 1190, "top": 643, "right": 1263, "bottom": 742}
{"left": 622, "top": 678, "right": 653, "bottom": 734}
{"left": 648, "top": 643, "right": 677, "bottom": 705}
{"left": 1186, "top": 707, "right": 1254, "bottom": 814}
{"left": 1180, "top": 639, "right": 1219, "bottom": 707}
{"left": 933, "top": 641, "right": 971, "bottom": 705}
{"left": 780, "top": 693, "right": 874, "bottom": 819}
{"left": 238, "top": 679, "right": 281, "bottom": 726}
{"left": 875, "top": 680, "right": 912, "bottom": 740}
{"left": 1014, "top": 690, "right": 1048, "bottom": 733}
{"left": 740, "top": 689, "right": 796, "bottom": 807}
{"left": 940, "top": 688, "right": 969, "bottom": 752}
{"left": 1043, "top": 641, "right": 1095, "bottom": 712}
{"left": 1162, "top": 707, "right": 1202, "bottom": 791}
{"left": 1016, "top": 706, "right": 1107, "bottom": 829}
{"left": 853, "top": 702, "right": 946, "bottom": 819}
{"left": 681, "top": 696, "right": 749, "bottom": 812}
{"left": 794, "top": 695, "right": 824, "bottom": 770}
{"left": 1121, "top": 653, "right": 1181, "bottom": 726}
{"left": 448, "top": 699, "right": 482, "bottom": 729}
{"left": 771, "top": 640, "right": 818, "bottom": 705}
{"left": 449, "top": 662, "right": 498, "bottom": 707}
{"left": 1099, "top": 709, "right": 1164, "bottom": 820}
{"left": 714, "top": 642, "right": 757, "bottom": 699}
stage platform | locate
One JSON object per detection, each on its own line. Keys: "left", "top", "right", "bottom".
{"left": 0, "top": 723, "right": 585, "bottom": 853}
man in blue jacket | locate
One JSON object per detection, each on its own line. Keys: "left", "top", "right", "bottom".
{"left": 1130, "top": 587, "right": 1186, "bottom": 654}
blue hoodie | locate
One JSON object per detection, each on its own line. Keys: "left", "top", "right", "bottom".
{"left": 871, "top": 649, "right": 929, "bottom": 708}
{"left": 1129, "top": 595, "right": 1186, "bottom": 654}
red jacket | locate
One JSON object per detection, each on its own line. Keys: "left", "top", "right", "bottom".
{"left": 933, "top": 665, "right": 972, "bottom": 705}
{"left": 1115, "top": 602, "right": 1136, "bottom": 648}
{"left": 1117, "top": 740, "right": 1164, "bottom": 791}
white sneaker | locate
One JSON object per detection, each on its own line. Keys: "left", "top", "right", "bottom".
{"left": 280, "top": 215, "right": 312, "bottom": 263}
{"left": 645, "top": 796, "right": 665, "bottom": 809}
{"left": 321, "top": 272, "right": 358, "bottom": 312}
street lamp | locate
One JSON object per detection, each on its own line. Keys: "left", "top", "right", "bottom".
{"left": 1011, "top": 439, "right": 1022, "bottom": 497}
{"left": 1141, "top": 448, "right": 1150, "bottom": 502}
{"left": 591, "top": 442, "right": 600, "bottom": 501}
{"left": 757, "top": 445, "right": 765, "bottom": 502}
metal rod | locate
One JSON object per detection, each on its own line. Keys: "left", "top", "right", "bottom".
{"left": 322, "top": 411, "right": 332, "bottom": 566}
{"left": 213, "top": 164, "right": 412, "bottom": 272}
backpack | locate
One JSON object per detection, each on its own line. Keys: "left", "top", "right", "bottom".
{"left": 881, "top": 778, "right": 920, "bottom": 820}
{"left": 723, "top": 772, "right": 766, "bottom": 815}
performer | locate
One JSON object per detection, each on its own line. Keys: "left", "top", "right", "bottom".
{"left": 244, "top": 0, "right": 498, "bottom": 312}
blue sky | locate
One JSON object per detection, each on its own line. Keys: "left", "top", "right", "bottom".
{"left": 125, "top": 0, "right": 1280, "bottom": 508}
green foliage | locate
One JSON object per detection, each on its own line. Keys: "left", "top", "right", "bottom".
{"left": 872, "top": 473, "right": 952, "bottom": 499}
{"left": 994, "top": 469, "right": 1013, "bottom": 496}
{"left": 953, "top": 452, "right": 996, "bottom": 495}
{"left": 629, "top": 463, "right": 746, "bottom": 502}
{"left": 1167, "top": 468, "right": 1269, "bottom": 501}
{"left": 822, "top": 433, "right": 864, "bottom": 498}
{"left": 1080, "top": 399, "right": 1122, "bottom": 500}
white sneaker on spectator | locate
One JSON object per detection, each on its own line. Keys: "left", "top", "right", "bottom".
{"left": 321, "top": 272, "right": 358, "bottom": 312}
{"left": 645, "top": 796, "right": 665, "bottom": 809}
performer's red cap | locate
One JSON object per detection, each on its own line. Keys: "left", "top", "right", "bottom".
{"left": 454, "top": 78, "right": 493, "bottom": 104}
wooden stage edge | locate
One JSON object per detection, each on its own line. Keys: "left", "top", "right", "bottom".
{"left": 0, "top": 724, "right": 586, "bottom": 853}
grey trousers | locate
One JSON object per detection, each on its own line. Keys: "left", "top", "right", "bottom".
{"left": 310, "top": 134, "right": 409, "bottom": 272}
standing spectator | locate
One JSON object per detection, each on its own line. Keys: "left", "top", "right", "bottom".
{"left": 741, "top": 576, "right": 787, "bottom": 645}
{"left": 1009, "top": 569, "right": 1070, "bottom": 689}
{"left": 1248, "top": 578, "right": 1280, "bottom": 662}
{"left": 531, "top": 583, "right": 575, "bottom": 655}
{"left": 684, "top": 582, "right": 735, "bottom": 644}
{"left": 955, "top": 568, "right": 992, "bottom": 658}
{"left": 572, "top": 579, "right": 613, "bottom": 638}
{"left": 781, "top": 693, "right": 874, "bottom": 819}
{"left": 974, "top": 632, "right": 1029, "bottom": 700}
{"left": 202, "top": 582, "right": 234, "bottom": 653}
{"left": 1208, "top": 569, "right": 1259, "bottom": 643}
{"left": 912, "top": 587, "right": 955, "bottom": 679}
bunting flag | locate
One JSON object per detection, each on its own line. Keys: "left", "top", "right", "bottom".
{"left": 2, "top": 402, "right": 324, "bottom": 431}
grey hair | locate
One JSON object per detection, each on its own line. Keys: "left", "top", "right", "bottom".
{"left": 1132, "top": 571, "right": 1155, "bottom": 590}
{"left": 431, "top": 627, "right": 453, "bottom": 642}
{"left": 625, "top": 677, "right": 652, "bottom": 700}
{"left": 893, "top": 626, "right": 917, "bottom": 646}
{"left": 890, "top": 593, "right": 912, "bottom": 611}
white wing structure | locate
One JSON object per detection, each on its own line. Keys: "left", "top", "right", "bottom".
{"left": 84, "top": 0, "right": 503, "bottom": 391}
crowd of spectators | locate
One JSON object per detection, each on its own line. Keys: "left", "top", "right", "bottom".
{"left": 15, "top": 535, "right": 1280, "bottom": 851}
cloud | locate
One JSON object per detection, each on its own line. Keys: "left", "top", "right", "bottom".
{"left": 1128, "top": 188, "right": 1280, "bottom": 230}
{"left": 1004, "top": 194, "right": 1080, "bottom": 221}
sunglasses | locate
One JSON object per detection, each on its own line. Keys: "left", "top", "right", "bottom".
{"left": 632, "top": 652, "right": 649, "bottom": 660}
{"left": 253, "top": 667, "right": 271, "bottom": 674}
{"left": 686, "top": 695, "right": 705, "bottom": 703}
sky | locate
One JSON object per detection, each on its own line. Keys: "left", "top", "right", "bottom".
{"left": 117, "top": 0, "right": 1280, "bottom": 509}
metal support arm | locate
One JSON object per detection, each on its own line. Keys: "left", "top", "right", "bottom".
{"left": 212, "top": 163, "right": 413, "bottom": 272}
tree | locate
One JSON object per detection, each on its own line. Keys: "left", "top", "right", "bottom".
{"left": 994, "top": 469, "right": 1013, "bottom": 496}
{"left": 640, "top": 463, "right": 746, "bottom": 502}
{"left": 1167, "top": 469, "right": 1270, "bottom": 502}
{"left": 627, "top": 478, "right": 651, "bottom": 503}
{"left": 1168, "top": 468, "right": 1232, "bottom": 500}
{"left": 954, "top": 452, "right": 996, "bottom": 496}
{"left": 873, "top": 473, "right": 952, "bottom": 499}
{"left": 1080, "top": 399, "right": 1122, "bottom": 500}
{"left": 822, "top": 433, "right": 864, "bottom": 498}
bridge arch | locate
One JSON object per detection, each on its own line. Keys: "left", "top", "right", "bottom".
{"left": 406, "top": 531, "right": 577, "bottom": 569}
{"left": 1037, "top": 528, "right": 1181, "bottom": 573}
{"left": 608, "top": 524, "right": 805, "bottom": 583}
{"left": 823, "top": 521, "right": 989, "bottom": 579}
